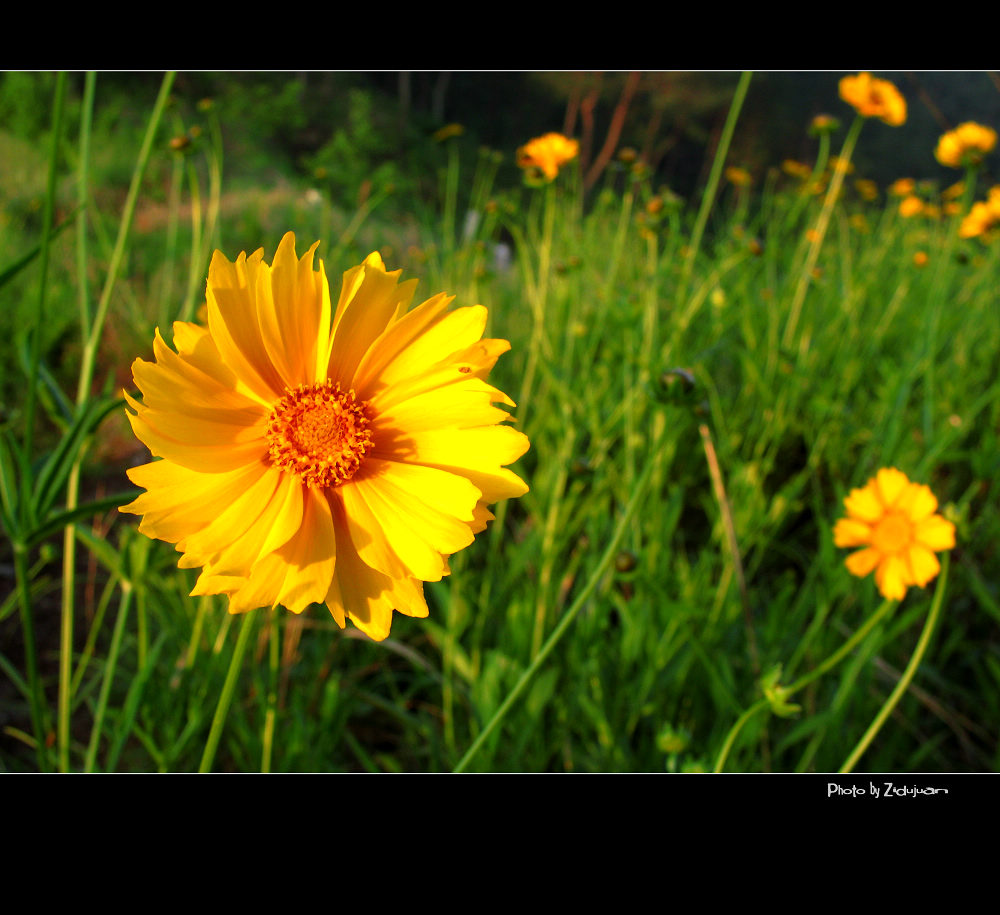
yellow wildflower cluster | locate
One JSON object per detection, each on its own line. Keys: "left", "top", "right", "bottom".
{"left": 516, "top": 132, "right": 579, "bottom": 182}
{"left": 960, "top": 186, "right": 1000, "bottom": 238}
{"left": 935, "top": 122, "right": 997, "bottom": 169}
{"left": 838, "top": 72, "right": 907, "bottom": 126}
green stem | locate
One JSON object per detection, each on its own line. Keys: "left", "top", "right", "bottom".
{"left": 454, "top": 417, "right": 673, "bottom": 773}
{"left": 200, "top": 611, "right": 256, "bottom": 773}
{"left": 14, "top": 544, "right": 49, "bottom": 771}
{"left": 261, "top": 608, "right": 279, "bottom": 773}
{"left": 678, "top": 71, "right": 752, "bottom": 305}
{"left": 58, "top": 70, "right": 96, "bottom": 774}
{"left": 782, "top": 114, "right": 864, "bottom": 351}
{"left": 840, "top": 554, "right": 950, "bottom": 773}
{"left": 84, "top": 581, "right": 133, "bottom": 773}
{"left": 713, "top": 594, "right": 897, "bottom": 772}
{"left": 21, "top": 72, "right": 67, "bottom": 512}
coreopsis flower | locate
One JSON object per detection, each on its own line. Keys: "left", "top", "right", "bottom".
{"left": 809, "top": 113, "right": 840, "bottom": 136}
{"left": 834, "top": 468, "right": 955, "bottom": 601}
{"left": 839, "top": 72, "right": 907, "bottom": 126}
{"left": 725, "top": 166, "right": 752, "bottom": 187}
{"left": 854, "top": 178, "right": 878, "bottom": 201}
{"left": 516, "top": 132, "right": 579, "bottom": 181}
{"left": 935, "top": 122, "right": 997, "bottom": 168}
{"left": 899, "top": 195, "right": 925, "bottom": 218}
{"left": 889, "top": 177, "right": 915, "bottom": 197}
{"left": 121, "top": 233, "right": 529, "bottom": 641}
{"left": 782, "top": 159, "right": 812, "bottom": 180}
{"left": 432, "top": 123, "right": 464, "bottom": 143}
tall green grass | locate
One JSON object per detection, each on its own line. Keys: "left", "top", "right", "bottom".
{"left": 2, "top": 72, "right": 999, "bottom": 773}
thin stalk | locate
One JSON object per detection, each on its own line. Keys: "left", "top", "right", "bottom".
{"left": 840, "top": 555, "right": 950, "bottom": 773}
{"left": 21, "top": 71, "right": 67, "bottom": 494}
{"left": 14, "top": 545, "right": 49, "bottom": 771}
{"left": 261, "top": 608, "right": 279, "bottom": 773}
{"left": 782, "top": 115, "right": 863, "bottom": 350}
{"left": 454, "top": 417, "right": 673, "bottom": 773}
{"left": 200, "top": 610, "right": 256, "bottom": 773}
{"left": 678, "top": 71, "right": 752, "bottom": 305}
{"left": 713, "top": 594, "right": 898, "bottom": 772}
{"left": 84, "top": 582, "right": 133, "bottom": 773}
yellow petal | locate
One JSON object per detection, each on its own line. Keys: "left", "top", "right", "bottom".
{"left": 897, "top": 482, "right": 938, "bottom": 522}
{"left": 122, "top": 459, "right": 268, "bottom": 545}
{"left": 206, "top": 248, "right": 286, "bottom": 403}
{"left": 914, "top": 515, "right": 956, "bottom": 551}
{"left": 351, "top": 292, "right": 455, "bottom": 397}
{"left": 327, "top": 253, "right": 418, "bottom": 389}
{"left": 377, "top": 425, "right": 530, "bottom": 503}
{"left": 875, "top": 555, "right": 909, "bottom": 601}
{"left": 227, "top": 485, "right": 336, "bottom": 614}
{"left": 843, "top": 484, "right": 883, "bottom": 523}
{"left": 875, "top": 467, "right": 909, "bottom": 507}
{"left": 905, "top": 545, "right": 940, "bottom": 588}
{"left": 845, "top": 546, "right": 881, "bottom": 578}
{"left": 256, "top": 234, "right": 329, "bottom": 389}
{"left": 833, "top": 517, "right": 872, "bottom": 548}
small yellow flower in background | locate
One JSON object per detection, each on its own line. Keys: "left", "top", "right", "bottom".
{"left": 942, "top": 180, "right": 966, "bottom": 200}
{"left": 809, "top": 113, "right": 841, "bottom": 135}
{"left": 782, "top": 159, "right": 812, "bottom": 180}
{"left": 855, "top": 178, "right": 878, "bottom": 201}
{"left": 834, "top": 468, "right": 955, "bottom": 601}
{"left": 935, "top": 122, "right": 997, "bottom": 168}
{"left": 516, "top": 132, "right": 579, "bottom": 181}
{"left": 121, "top": 233, "right": 529, "bottom": 641}
{"left": 725, "top": 166, "right": 752, "bottom": 187}
{"left": 913, "top": 250, "right": 929, "bottom": 267}
{"left": 829, "top": 155, "right": 855, "bottom": 175}
{"left": 899, "top": 195, "right": 925, "bottom": 218}
{"left": 889, "top": 177, "right": 915, "bottom": 197}
{"left": 839, "top": 72, "right": 907, "bottom": 126}
{"left": 959, "top": 185, "right": 1000, "bottom": 238}
{"left": 432, "top": 123, "right": 464, "bottom": 143}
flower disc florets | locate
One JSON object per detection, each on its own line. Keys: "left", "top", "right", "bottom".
{"left": 266, "top": 381, "right": 374, "bottom": 488}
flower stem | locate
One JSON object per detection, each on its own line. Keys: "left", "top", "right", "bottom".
{"left": 782, "top": 114, "right": 864, "bottom": 351}
{"left": 199, "top": 610, "right": 256, "bottom": 773}
{"left": 678, "top": 71, "right": 752, "bottom": 305}
{"left": 839, "top": 554, "right": 950, "bottom": 773}
{"left": 713, "top": 594, "right": 897, "bottom": 772}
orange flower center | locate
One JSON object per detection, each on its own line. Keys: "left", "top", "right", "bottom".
{"left": 871, "top": 512, "right": 913, "bottom": 555}
{"left": 265, "top": 381, "right": 374, "bottom": 488}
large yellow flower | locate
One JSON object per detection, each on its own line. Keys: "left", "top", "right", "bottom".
{"left": 935, "top": 121, "right": 997, "bottom": 168}
{"left": 833, "top": 468, "right": 955, "bottom": 601}
{"left": 838, "top": 72, "right": 907, "bottom": 126}
{"left": 516, "top": 132, "right": 579, "bottom": 181}
{"left": 121, "top": 233, "right": 530, "bottom": 641}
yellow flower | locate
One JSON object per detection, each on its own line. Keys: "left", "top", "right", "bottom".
{"left": 935, "top": 122, "right": 997, "bottom": 168}
{"left": 854, "top": 178, "right": 878, "bottom": 201}
{"left": 913, "top": 250, "right": 928, "bottom": 267}
{"left": 899, "top": 195, "right": 925, "bottom": 218}
{"left": 782, "top": 159, "right": 812, "bottom": 180}
{"left": 121, "top": 233, "right": 530, "bottom": 641}
{"left": 725, "top": 166, "right": 752, "bottom": 187}
{"left": 839, "top": 72, "right": 907, "bottom": 126}
{"left": 516, "top": 132, "right": 579, "bottom": 181}
{"left": 432, "top": 123, "right": 464, "bottom": 143}
{"left": 889, "top": 177, "right": 915, "bottom": 197}
{"left": 834, "top": 468, "right": 955, "bottom": 601}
